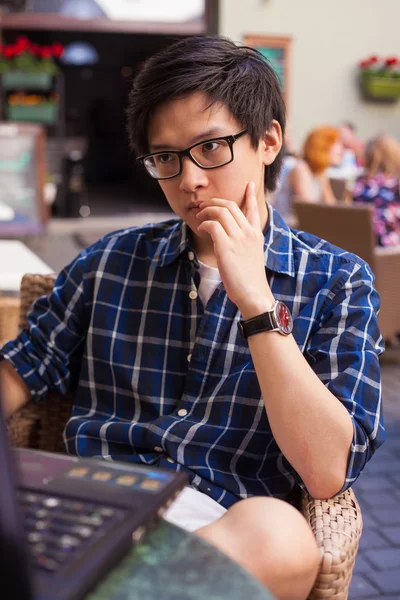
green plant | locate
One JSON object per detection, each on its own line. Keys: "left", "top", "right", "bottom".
{"left": 0, "top": 36, "right": 64, "bottom": 74}
{"left": 359, "top": 55, "right": 400, "bottom": 79}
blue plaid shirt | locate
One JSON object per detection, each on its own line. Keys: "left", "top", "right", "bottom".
{"left": 2, "top": 207, "right": 385, "bottom": 508}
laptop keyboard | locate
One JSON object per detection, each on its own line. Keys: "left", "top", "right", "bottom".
{"left": 19, "top": 491, "right": 125, "bottom": 573}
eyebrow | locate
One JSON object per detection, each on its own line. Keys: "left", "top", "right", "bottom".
{"left": 149, "top": 127, "right": 230, "bottom": 152}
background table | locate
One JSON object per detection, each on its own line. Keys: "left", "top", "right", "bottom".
{"left": 0, "top": 240, "right": 53, "bottom": 344}
{"left": 86, "top": 520, "right": 274, "bottom": 600}
{"left": 0, "top": 240, "right": 53, "bottom": 293}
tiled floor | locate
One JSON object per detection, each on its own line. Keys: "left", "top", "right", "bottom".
{"left": 350, "top": 349, "right": 400, "bottom": 599}
{"left": 23, "top": 207, "right": 400, "bottom": 599}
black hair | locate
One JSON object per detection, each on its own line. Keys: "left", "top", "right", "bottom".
{"left": 127, "top": 36, "right": 287, "bottom": 193}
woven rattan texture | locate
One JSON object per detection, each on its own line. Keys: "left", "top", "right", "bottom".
{"left": 6, "top": 272, "right": 362, "bottom": 599}
{"left": 303, "top": 489, "right": 362, "bottom": 599}
{"left": 0, "top": 296, "right": 20, "bottom": 346}
{"left": 14, "top": 273, "right": 72, "bottom": 453}
{"left": 18, "top": 273, "right": 57, "bottom": 330}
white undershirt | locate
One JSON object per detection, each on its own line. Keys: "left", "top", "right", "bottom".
{"left": 162, "top": 260, "right": 225, "bottom": 532}
{"left": 198, "top": 260, "right": 222, "bottom": 306}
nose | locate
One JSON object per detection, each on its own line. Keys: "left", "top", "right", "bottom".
{"left": 179, "top": 156, "right": 208, "bottom": 193}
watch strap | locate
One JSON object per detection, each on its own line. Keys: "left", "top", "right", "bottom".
{"left": 237, "top": 301, "right": 278, "bottom": 339}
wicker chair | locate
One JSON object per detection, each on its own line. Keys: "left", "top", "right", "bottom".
{"left": 294, "top": 201, "right": 400, "bottom": 342}
{"left": 5, "top": 273, "right": 363, "bottom": 600}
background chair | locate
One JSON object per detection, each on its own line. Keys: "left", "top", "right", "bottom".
{"left": 0, "top": 296, "right": 20, "bottom": 347}
{"left": 328, "top": 178, "right": 347, "bottom": 202}
{"left": 294, "top": 201, "right": 400, "bottom": 341}
{"left": 5, "top": 273, "right": 363, "bottom": 600}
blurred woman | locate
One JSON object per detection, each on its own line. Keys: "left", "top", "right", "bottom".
{"left": 290, "top": 126, "right": 343, "bottom": 204}
{"left": 272, "top": 126, "right": 343, "bottom": 222}
{"left": 353, "top": 135, "right": 400, "bottom": 247}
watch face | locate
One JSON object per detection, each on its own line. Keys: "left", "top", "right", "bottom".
{"left": 275, "top": 301, "right": 293, "bottom": 335}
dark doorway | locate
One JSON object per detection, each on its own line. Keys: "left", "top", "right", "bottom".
{"left": 2, "top": 29, "right": 188, "bottom": 216}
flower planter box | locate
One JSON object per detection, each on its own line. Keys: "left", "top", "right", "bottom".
{"left": 2, "top": 71, "right": 53, "bottom": 91}
{"left": 6, "top": 102, "right": 58, "bottom": 124}
{"left": 361, "top": 75, "right": 400, "bottom": 101}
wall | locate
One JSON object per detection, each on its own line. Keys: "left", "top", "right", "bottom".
{"left": 219, "top": 0, "right": 400, "bottom": 149}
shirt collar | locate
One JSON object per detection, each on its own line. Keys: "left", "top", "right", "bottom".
{"left": 157, "top": 205, "right": 295, "bottom": 277}
{"left": 157, "top": 219, "right": 192, "bottom": 267}
{"left": 263, "top": 203, "right": 295, "bottom": 277}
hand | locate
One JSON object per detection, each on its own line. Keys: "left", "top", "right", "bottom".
{"left": 196, "top": 181, "right": 274, "bottom": 318}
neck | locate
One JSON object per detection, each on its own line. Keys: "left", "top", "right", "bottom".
{"left": 193, "top": 235, "right": 218, "bottom": 267}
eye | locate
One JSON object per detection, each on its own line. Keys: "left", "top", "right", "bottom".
{"left": 201, "top": 141, "right": 222, "bottom": 153}
{"left": 157, "top": 153, "right": 174, "bottom": 164}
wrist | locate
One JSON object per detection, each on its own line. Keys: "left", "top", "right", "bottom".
{"left": 238, "top": 295, "right": 276, "bottom": 321}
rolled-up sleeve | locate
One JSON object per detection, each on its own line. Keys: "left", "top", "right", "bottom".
{"left": 1, "top": 248, "right": 93, "bottom": 400}
{"left": 305, "top": 261, "right": 385, "bottom": 492}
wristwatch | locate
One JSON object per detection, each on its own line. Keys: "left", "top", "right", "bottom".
{"left": 238, "top": 300, "right": 293, "bottom": 338}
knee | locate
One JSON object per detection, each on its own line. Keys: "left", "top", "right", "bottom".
{"left": 228, "top": 497, "right": 320, "bottom": 582}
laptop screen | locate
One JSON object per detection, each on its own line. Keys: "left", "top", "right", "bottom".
{"left": 0, "top": 394, "right": 33, "bottom": 599}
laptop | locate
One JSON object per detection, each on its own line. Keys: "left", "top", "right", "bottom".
{"left": 0, "top": 401, "right": 188, "bottom": 600}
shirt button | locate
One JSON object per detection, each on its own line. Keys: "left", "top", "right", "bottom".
{"left": 187, "top": 354, "right": 192, "bottom": 362}
{"left": 189, "top": 290, "right": 198, "bottom": 300}
{"left": 177, "top": 409, "right": 188, "bottom": 417}
{"left": 154, "top": 446, "right": 163, "bottom": 453}
{"left": 188, "top": 251, "right": 195, "bottom": 261}
{"left": 167, "top": 457, "right": 175, "bottom": 463}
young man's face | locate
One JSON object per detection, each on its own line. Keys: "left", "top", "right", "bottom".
{"left": 147, "top": 92, "right": 280, "bottom": 241}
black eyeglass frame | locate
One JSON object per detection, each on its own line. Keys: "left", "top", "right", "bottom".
{"left": 137, "top": 129, "right": 248, "bottom": 180}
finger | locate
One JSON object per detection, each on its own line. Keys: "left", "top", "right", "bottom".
{"left": 197, "top": 220, "right": 230, "bottom": 248}
{"left": 244, "top": 181, "right": 261, "bottom": 229}
{"left": 196, "top": 205, "right": 241, "bottom": 237}
{"left": 199, "top": 197, "right": 250, "bottom": 231}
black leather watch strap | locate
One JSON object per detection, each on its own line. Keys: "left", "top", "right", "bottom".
{"left": 237, "top": 300, "right": 293, "bottom": 338}
{"left": 237, "top": 310, "right": 275, "bottom": 339}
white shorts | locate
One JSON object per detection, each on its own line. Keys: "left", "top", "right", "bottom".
{"left": 162, "top": 486, "right": 227, "bottom": 532}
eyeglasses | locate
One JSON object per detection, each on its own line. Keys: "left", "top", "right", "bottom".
{"left": 137, "top": 130, "right": 248, "bottom": 180}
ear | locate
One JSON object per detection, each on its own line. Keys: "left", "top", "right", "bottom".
{"left": 260, "top": 120, "right": 283, "bottom": 166}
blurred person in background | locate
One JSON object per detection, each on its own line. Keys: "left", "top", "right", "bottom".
{"left": 340, "top": 121, "right": 365, "bottom": 168}
{"left": 274, "top": 126, "right": 343, "bottom": 220}
{"left": 353, "top": 134, "right": 400, "bottom": 247}
{"left": 270, "top": 124, "right": 298, "bottom": 223}
{"left": 327, "top": 122, "right": 365, "bottom": 183}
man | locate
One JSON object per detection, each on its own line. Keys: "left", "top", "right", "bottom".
{"left": 1, "top": 36, "right": 384, "bottom": 600}
{"left": 340, "top": 121, "right": 365, "bottom": 167}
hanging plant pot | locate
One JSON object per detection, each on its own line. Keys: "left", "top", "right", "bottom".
{"left": 2, "top": 71, "right": 53, "bottom": 90}
{"left": 360, "top": 73, "right": 400, "bottom": 101}
{"left": 6, "top": 102, "right": 58, "bottom": 124}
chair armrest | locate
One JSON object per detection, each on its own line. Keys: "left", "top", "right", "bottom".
{"left": 0, "top": 296, "right": 20, "bottom": 346}
{"left": 19, "top": 273, "right": 57, "bottom": 330}
{"left": 7, "top": 393, "right": 74, "bottom": 453}
{"left": 7, "top": 401, "right": 42, "bottom": 448}
{"left": 301, "top": 488, "right": 362, "bottom": 600}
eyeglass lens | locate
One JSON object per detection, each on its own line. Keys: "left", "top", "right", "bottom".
{"left": 143, "top": 138, "right": 232, "bottom": 179}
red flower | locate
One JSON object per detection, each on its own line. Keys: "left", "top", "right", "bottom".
{"left": 52, "top": 43, "right": 64, "bottom": 58}
{"left": 40, "top": 47, "right": 53, "bottom": 59}
{"left": 385, "top": 57, "right": 398, "bottom": 66}
{"left": 369, "top": 55, "right": 379, "bottom": 64}
{"left": 13, "top": 46, "right": 26, "bottom": 57}
{"left": 359, "top": 59, "right": 369, "bottom": 69}
{"left": 15, "top": 36, "right": 30, "bottom": 51}
{"left": 30, "top": 43, "right": 41, "bottom": 56}
{"left": 4, "top": 46, "right": 16, "bottom": 58}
